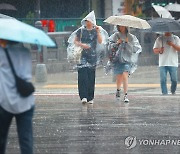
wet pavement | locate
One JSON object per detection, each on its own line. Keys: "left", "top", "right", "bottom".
{"left": 5, "top": 66, "right": 180, "bottom": 154}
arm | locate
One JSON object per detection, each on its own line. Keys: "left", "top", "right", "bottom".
{"left": 153, "top": 37, "right": 164, "bottom": 54}
{"left": 108, "top": 33, "right": 121, "bottom": 51}
{"left": 153, "top": 47, "right": 164, "bottom": 54}
{"left": 74, "top": 36, "right": 90, "bottom": 49}
{"left": 167, "top": 41, "right": 180, "bottom": 52}
{"left": 96, "top": 26, "right": 102, "bottom": 44}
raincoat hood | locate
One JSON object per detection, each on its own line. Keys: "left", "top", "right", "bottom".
{"left": 81, "top": 10, "right": 96, "bottom": 26}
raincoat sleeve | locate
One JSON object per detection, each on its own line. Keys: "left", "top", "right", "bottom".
{"left": 108, "top": 33, "right": 119, "bottom": 51}
{"left": 96, "top": 26, "right": 109, "bottom": 65}
{"left": 67, "top": 27, "right": 81, "bottom": 44}
{"left": 128, "top": 34, "right": 142, "bottom": 74}
{"left": 67, "top": 27, "right": 82, "bottom": 63}
{"left": 76, "top": 29, "right": 81, "bottom": 41}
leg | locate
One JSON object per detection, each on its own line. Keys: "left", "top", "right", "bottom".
{"left": 78, "top": 67, "right": 89, "bottom": 100}
{"left": 160, "top": 66, "right": 168, "bottom": 94}
{"left": 0, "top": 106, "right": 13, "bottom": 154}
{"left": 116, "top": 74, "right": 123, "bottom": 90}
{"left": 115, "top": 74, "right": 123, "bottom": 98}
{"left": 168, "top": 66, "right": 178, "bottom": 94}
{"left": 122, "top": 72, "right": 129, "bottom": 94}
{"left": 15, "top": 106, "right": 35, "bottom": 154}
{"left": 87, "top": 68, "right": 96, "bottom": 102}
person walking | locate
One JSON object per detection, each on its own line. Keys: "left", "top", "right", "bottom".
{"left": 108, "top": 25, "right": 142, "bottom": 102}
{"left": 153, "top": 32, "right": 180, "bottom": 95}
{"left": 73, "top": 11, "right": 103, "bottom": 104}
{"left": 0, "top": 39, "right": 35, "bottom": 154}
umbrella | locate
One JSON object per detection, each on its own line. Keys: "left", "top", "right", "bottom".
{"left": 0, "top": 13, "right": 14, "bottom": 18}
{"left": 152, "top": 5, "right": 173, "bottom": 19}
{"left": 165, "top": 2, "right": 180, "bottom": 12}
{"left": 0, "top": 18, "right": 56, "bottom": 47}
{"left": 104, "top": 15, "right": 151, "bottom": 29}
{"left": 148, "top": 18, "right": 180, "bottom": 33}
{"left": 0, "top": 3, "right": 17, "bottom": 11}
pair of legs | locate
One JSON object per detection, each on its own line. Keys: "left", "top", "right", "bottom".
{"left": 116, "top": 71, "right": 129, "bottom": 94}
{"left": 160, "top": 66, "right": 178, "bottom": 95}
{"left": 114, "top": 63, "right": 130, "bottom": 94}
{"left": 0, "top": 106, "right": 34, "bottom": 154}
{"left": 78, "top": 67, "right": 96, "bottom": 102}
{"left": 114, "top": 63, "right": 130, "bottom": 102}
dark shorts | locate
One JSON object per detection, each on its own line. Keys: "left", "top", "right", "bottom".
{"left": 113, "top": 63, "right": 130, "bottom": 75}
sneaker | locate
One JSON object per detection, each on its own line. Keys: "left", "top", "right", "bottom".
{"left": 124, "top": 94, "right": 129, "bottom": 103}
{"left": 88, "top": 100, "right": 94, "bottom": 104}
{"left": 116, "top": 89, "right": 121, "bottom": 98}
{"left": 81, "top": 98, "right": 87, "bottom": 104}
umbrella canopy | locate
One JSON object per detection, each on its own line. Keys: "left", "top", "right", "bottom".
{"left": 0, "top": 18, "right": 56, "bottom": 47}
{"left": 0, "top": 3, "right": 17, "bottom": 11}
{"left": 0, "top": 13, "right": 14, "bottom": 18}
{"left": 165, "top": 2, "right": 180, "bottom": 12}
{"left": 148, "top": 18, "right": 180, "bottom": 33}
{"left": 152, "top": 5, "right": 173, "bottom": 19}
{"left": 104, "top": 15, "right": 151, "bottom": 29}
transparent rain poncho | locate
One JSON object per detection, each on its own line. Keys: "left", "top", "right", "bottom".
{"left": 105, "top": 30, "right": 142, "bottom": 75}
{"left": 67, "top": 11, "right": 109, "bottom": 69}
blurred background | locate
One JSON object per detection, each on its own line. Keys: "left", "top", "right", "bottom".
{"left": 0, "top": 0, "right": 180, "bottom": 83}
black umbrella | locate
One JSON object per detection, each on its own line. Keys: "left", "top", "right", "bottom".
{"left": 147, "top": 18, "right": 180, "bottom": 33}
{"left": 147, "top": 18, "right": 180, "bottom": 52}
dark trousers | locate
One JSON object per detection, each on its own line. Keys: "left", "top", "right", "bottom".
{"left": 0, "top": 106, "right": 34, "bottom": 154}
{"left": 78, "top": 67, "right": 96, "bottom": 102}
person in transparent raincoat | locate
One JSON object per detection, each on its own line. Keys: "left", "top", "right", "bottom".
{"left": 67, "top": 11, "right": 108, "bottom": 104}
{"left": 108, "top": 25, "right": 142, "bottom": 103}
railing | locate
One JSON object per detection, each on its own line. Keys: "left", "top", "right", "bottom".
{"left": 19, "top": 18, "right": 105, "bottom": 32}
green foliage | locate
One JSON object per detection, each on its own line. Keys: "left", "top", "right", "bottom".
{"left": 137, "top": 13, "right": 146, "bottom": 19}
{"left": 22, "top": 11, "right": 35, "bottom": 25}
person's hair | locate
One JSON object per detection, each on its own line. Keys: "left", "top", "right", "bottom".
{"left": 116, "top": 25, "right": 128, "bottom": 34}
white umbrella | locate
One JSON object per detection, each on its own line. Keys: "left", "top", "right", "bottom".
{"left": 165, "top": 2, "right": 180, "bottom": 12}
{"left": 104, "top": 15, "right": 151, "bottom": 29}
{"left": 152, "top": 5, "right": 173, "bottom": 19}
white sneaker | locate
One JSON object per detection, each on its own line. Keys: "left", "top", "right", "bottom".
{"left": 81, "top": 98, "right": 87, "bottom": 104}
{"left": 88, "top": 100, "right": 94, "bottom": 104}
{"left": 124, "top": 94, "right": 129, "bottom": 103}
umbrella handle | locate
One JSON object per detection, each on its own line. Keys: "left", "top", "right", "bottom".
{"left": 159, "top": 35, "right": 164, "bottom": 54}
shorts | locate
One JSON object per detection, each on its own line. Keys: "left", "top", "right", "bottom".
{"left": 113, "top": 63, "right": 130, "bottom": 75}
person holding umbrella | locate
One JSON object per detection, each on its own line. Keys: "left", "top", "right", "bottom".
{"left": 153, "top": 32, "right": 180, "bottom": 95}
{"left": 108, "top": 25, "right": 142, "bottom": 102}
{"left": 104, "top": 15, "right": 147, "bottom": 102}
{"left": 0, "top": 39, "right": 35, "bottom": 154}
{"left": 0, "top": 18, "right": 55, "bottom": 154}
{"left": 148, "top": 18, "right": 180, "bottom": 95}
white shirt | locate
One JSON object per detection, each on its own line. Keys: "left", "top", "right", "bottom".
{"left": 153, "top": 34, "right": 180, "bottom": 67}
{"left": 0, "top": 43, "right": 35, "bottom": 114}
